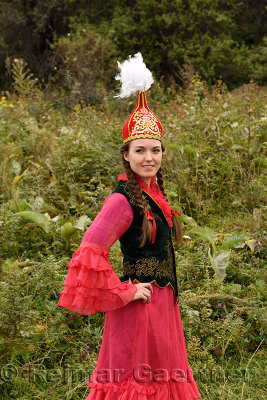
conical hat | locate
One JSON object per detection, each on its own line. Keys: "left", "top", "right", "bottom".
{"left": 115, "top": 53, "right": 163, "bottom": 144}
{"left": 122, "top": 91, "right": 163, "bottom": 143}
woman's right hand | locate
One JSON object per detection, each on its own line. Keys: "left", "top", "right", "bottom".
{"left": 132, "top": 282, "right": 153, "bottom": 304}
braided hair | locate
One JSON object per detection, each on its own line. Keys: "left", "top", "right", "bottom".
{"left": 156, "top": 167, "right": 183, "bottom": 243}
{"left": 119, "top": 143, "right": 183, "bottom": 247}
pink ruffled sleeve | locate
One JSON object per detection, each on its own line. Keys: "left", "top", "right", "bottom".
{"left": 57, "top": 193, "right": 137, "bottom": 315}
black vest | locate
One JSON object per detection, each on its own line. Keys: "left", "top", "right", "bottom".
{"left": 112, "top": 180, "right": 178, "bottom": 303}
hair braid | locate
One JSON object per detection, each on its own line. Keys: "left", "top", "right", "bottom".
{"left": 156, "top": 167, "right": 168, "bottom": 198}
{"left": 156, "top": 168, "right": 183, "bottom": 244}
{"left": 120, "top": 144, "right": 153, "bottom": 247}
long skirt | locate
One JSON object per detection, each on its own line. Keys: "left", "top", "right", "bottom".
{"left": 85, "top": 283, "right": 201, "bottom": 399}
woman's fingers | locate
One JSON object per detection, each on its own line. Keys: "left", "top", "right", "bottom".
{"left": 139, "top": 290, "right": 151, "bottom": 303}
{"left": 132, "top": 282, "right": 153, "bottom": 303}
{"left": 142, "top": 282, "right": 153, "bottom": 293}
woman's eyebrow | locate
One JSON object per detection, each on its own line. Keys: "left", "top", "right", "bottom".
{"left": 134, "top": 146, "right": 161, "bottom": 149}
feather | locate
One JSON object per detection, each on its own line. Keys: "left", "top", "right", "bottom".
{"left": 115, "top": 52, "right": 154, "bottom": 98}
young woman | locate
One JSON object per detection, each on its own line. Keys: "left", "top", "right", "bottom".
{"left": 57, "top": 54, "right": 201, "bottom": 399}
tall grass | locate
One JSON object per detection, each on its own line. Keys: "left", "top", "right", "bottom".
{"left": 0, "top": 61, "right": 266, "bottom": 399}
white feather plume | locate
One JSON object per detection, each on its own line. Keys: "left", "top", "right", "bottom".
{"left": 115, "top": 52, "right": 154, "bottom": 98}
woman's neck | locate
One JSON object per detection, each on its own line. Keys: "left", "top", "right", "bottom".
{"left": 136, "top": 174, "right": 156, "bottom": 190}
{"left": 117, "top": 173, "right": 157, "bottom": 191}
{"left": 140, "top": 177, "right": 151, "bottom": 188}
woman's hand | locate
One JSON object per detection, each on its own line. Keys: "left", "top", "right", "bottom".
{"left": 130, "top": 279, "right": 153, "bottom": 304}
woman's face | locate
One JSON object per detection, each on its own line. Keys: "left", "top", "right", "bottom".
{"left": 123, "top": 138, "right": 163, "bottom": 185}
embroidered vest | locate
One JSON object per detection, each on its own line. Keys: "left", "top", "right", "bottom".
{"left": 112, "top": 180, "right": 178, "bottom": 302}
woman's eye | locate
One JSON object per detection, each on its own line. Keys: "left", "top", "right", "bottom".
{"left": 135, "top": 149, "right": 161, "bottom": 153}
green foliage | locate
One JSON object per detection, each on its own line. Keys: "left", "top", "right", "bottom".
{"left": 0, "top": 0, "right": 266, "bottom": 90}
{"left": 15, "top": 211, "right": 52, "bottom": 233}
{"left": 51, "top": 26, "right": 118, "bottom": 105}
{"left": 222, "top": 232, "right": 249, "bottom": 250}
{"left": 250, "top": 36, "right": 267, "bottom": 85}
{"left": 0, "top": 0, "right": 74, "bottom": 87}
{"left": 80, "top": 0, "right": 266, "bottom": 88}
{"left": 11, "top": 58, "right": 38, "bottom": 97}
{"left": 188, "top": 227, "right": 258, "bottom": 281}
{"left": 0, "top": 67, "right": 266, "bottom": 399}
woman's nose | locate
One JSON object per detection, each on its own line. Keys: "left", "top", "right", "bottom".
{"left": 145, "top": 151, "right": 153, "bottom": 161}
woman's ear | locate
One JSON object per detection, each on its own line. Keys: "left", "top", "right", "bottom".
{"left": 123, "top": 151, "right": 129, "bottom": 162}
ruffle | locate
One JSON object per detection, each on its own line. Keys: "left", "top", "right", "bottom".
{"left": 117, "top": 173, "right": 174, "bottom": 227}
{"left": 85, "top": 376, "right": 201, "bottom": 400}
{"left": 57, "top": 243, "right": 137, "bottom": 315}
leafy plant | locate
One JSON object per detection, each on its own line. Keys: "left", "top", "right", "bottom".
{"left": 11, "top": 58, "right": 38, "bottom": 97}
{"left": 15, "top": 208, "right": 91, "bottom": 249}
{"left": 15, "top": 210, "right": 52, "bottom": 233}
{"left": 189, "top": 227, "right": 255, "bottom": 281}
{"left": 0, "top": 64, "right": 265, "bottom": 399}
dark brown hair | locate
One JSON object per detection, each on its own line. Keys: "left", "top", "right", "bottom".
{"left": 119, "top": 142, "right": 183, "bottom": 247}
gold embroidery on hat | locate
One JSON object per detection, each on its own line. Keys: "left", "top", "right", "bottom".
{"left": 126, "top": 91, "right": 162, "bottom": 143}
{"left": 131, "top": 107, "right": 161, "bottom": 136}
{"left": 123, "top": 132, "right": 162, "bottom": 144}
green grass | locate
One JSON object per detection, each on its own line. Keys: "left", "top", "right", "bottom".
{"left": 0, "top": 75, "right": 266, "bottom": 399}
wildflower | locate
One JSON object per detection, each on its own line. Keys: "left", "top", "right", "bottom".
{"left": 218, "top": 303, "right": 222, "bottom": 308}
{"left": 35, "top": 324, "right": 46, "bottom": 332}
{"left": 25, "top": 363, "right": 29, "bottom": 367}
{"left": 9, "top": 104, "right": 14, "bottom": 108}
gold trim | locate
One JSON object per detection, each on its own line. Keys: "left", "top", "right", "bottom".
{"left": 152, "top": 212, "right": 163, "bottom": 222}
{"left": 131, "top": 278, "right": 177, "bottom": 296}
{"left": 124, "top": 237, "right": 175, "bottom": 276}
{"left": 123, "top": 182, "right": 140, "bottom": 208}
{"left": 143, "top": 92, "right": 162, "bottom": 128}
{"left": 128, "top": 91, "right": 140, "bottom": 136}
{"left": 125, "top": 90, "right": 163, "bottom": 143}
{"left": 123, "top": 241, "right": 174, "bottom": 281}
{"left": 123, "top": 133, "right": 162, "bottom": 144}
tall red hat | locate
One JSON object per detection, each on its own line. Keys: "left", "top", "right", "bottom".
{"left": 115, "top": 53, "right": 163, "bottom": 144}
{"left": 122, "top": 91, "right": 163, "bottom": 143}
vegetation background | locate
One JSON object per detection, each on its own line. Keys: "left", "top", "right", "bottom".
{"left": 0, "top": 1, "right": 266, "bottom": 399}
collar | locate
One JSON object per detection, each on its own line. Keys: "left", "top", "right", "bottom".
{"left": 117, "top": 173, "right": 173, "bottom": 227}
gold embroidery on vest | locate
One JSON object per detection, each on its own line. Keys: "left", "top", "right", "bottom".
{"left": 123, "top": 240, "right": 174, "bottom": 280}
{"left": 152, "top": 212, "right": 163, "bottom": 222}
{"left": 123, "top": 183, "right": 139, "bottom": 208}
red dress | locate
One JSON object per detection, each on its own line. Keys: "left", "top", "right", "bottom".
{"left": 57, "top": 175, "right": 201, "bottom": 400}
